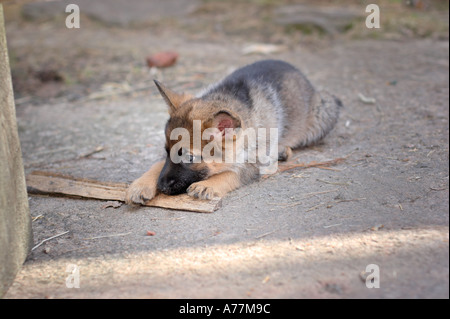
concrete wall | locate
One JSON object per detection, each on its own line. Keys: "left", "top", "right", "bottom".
{"left": 0, "top": 4, "right": 33, "bottom": 298}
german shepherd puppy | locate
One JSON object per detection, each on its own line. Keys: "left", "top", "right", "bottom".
{"left": 125, "top": 60, "right": 341, "bottom": 204}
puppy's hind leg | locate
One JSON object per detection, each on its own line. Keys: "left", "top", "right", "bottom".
{"left": 278, "top": 145, "right": 293, "bottom": 162}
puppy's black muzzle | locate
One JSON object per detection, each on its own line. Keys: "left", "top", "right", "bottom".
{"left": 157, "top": 157, "right": 207, "bottom": 195}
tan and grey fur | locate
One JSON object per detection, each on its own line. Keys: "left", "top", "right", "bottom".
{"left": 125, "top": 60, "right": 342, "bottom": 204}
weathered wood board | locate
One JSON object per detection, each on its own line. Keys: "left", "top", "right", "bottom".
{"left": 26, "top": 171, "right": 222, "bottom": 213}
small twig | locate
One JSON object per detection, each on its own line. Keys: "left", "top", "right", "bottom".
{"left": 334, "top": 197, "right": 366, "bottom": 203}
{"left": 306, "top": 202, "right": 327, "bottom": 212}
{"left": 264, "top": 157, "right": 347, "bottom": 178}
{"left": 429, "top": 187, "right": 447, "bottom": 191}
{"left": 255, "top": 230, "right": 278, "bottom": 239}
{"left": 31, "top": 214, "right": 43, "bottom": 222}
{"left": 358, "top": 93, "right": 376, "bottom": 104}
{"left": 32, "top": 231, "right": 70, "bottom": 251}
{"left": 315, "top": 166, "right": 342, "bottom": 172}
{"left": 34, "top": 146, "right": 76, "bottom": 157}
{"left": 78, "top": 146, "right": 105, "bottom": 159}
{"left": 317, "top": 179, "right": 350, "bottom": 186}
{"left": 83, "top": 232, "right": 132, "bottom": 240}
{"left": 290, "top": 172, "right": 309, "bottom": 178}
{"left": 323, "top": 223, "right": 342, "bottom": 229}
{"left": 235, "top": 193, "right": 250, "bottom": 201}
{"left": 150, "top": 216, "right": 187, "bottom": 221}
{"left": 269, "top": 200, "right": 303, "bottom": 208}
{"left": 307, "top": 197, "right": 366, "bottom": 212}
{"left": 269, "top": 189, "right": 339, "bottom": 208}
{"left": 302, "top": 189, "right": 339, "bottom": 199}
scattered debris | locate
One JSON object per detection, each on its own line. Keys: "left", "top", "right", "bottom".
{"left": 146, "top": 231, "right": 156, "bottom": 236}
{"left": 317, "top": 179, "right": 350, "bottom": 186}
{"left": 264, "top": 157, "right": 347, "bottom": 178}
{"left": 268, "top": 200, "right": 302, "bottom": 208}
{"left": 323, "top": 223, "right": 342, "bottom": 229}
{"left": 303, "top": 189, "right": 339, "bottom": 199}
{"left": 262, "top": 276, "right": 270, "bottom": 284}
{"left": 83, "top": 232, "right": 132, "bottom": 240}
{"left": 32, "top": 230, "right": 70, "bottom": 251}
{"left": 370, "top": 224, "right": 384, "bottom": 231}
{"left": 429, "top": 187, "right": 447, "bottom": 191}
{"left": 315, "top": 166, "right": 342, "bottom": 172}
{"left": 358, "top": 93, "right": 376, "bottom": 104}
{"left": 242, "top": 43, "right": 287, "bottom": 55}
{"left": 101, "top": 201, "right": 123, "bottom": 209}
{"left": 79, "top": 146, "right": 105, "bottom": 159}
{"left": 290, "top": 172, "right": 309, "bottom": 179}
{"left": 307, "top": 197, "right": 366, "bottom": 212}
{"left": 146, "top": 51, "right": 179, "bottom": 68}
{"left": 388, "top": 80, "right": 398, "bottom": 86}
{"left": 150, "top": 216, "right": 186, "bottom": 221}
{"left": 31, "top": 214, "right": 43, "bottom": 222}
{"left": 255, "top": 229, "right": 278, "bottom": 239}
{"left": 306, "top": 202, "right": 326, "bottom": 212}
{"left": 334, "top": 197, "right": 366, "bottom": 204}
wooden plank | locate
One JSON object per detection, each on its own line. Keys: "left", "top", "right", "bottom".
{"left": 146, "top": 193, "right": 221, "bottom": 214}
{"left": 26, "top": 171, "right": 128, "bottom": 201}
{"left": 26, "top": 171, "right": 221, "bottom": 213}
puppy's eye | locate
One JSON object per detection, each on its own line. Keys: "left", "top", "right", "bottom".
{"left": 186, "top": 154, "right": 196, "bottom": 163}
{"left": 182, "top": 153, "right": 199, "bottom": 163}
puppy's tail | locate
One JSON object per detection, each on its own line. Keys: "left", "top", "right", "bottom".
{"left": 298, "top": 90, "right": 343, "bottom": 148}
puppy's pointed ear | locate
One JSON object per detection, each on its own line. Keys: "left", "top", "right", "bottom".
{"left": 154, "top": 80, "right": 192, "bottom": 114}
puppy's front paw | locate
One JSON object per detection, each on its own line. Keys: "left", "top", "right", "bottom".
{"left": 125, "top": 180, "right": 157, "bottom": 205}
{"left": 187, "top": 182, "right": 218, "bottom": 200}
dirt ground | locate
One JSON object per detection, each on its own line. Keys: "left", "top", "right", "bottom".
{"left": 2, "top": 0, "right": 449, "bottom": 298}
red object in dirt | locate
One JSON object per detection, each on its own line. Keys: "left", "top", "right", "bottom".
{"left": 146, "top": 51, "right": 179, "bottom": 68}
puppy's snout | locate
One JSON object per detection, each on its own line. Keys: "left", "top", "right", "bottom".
{"left": 167, "top": 179, "right": 176, "bottom": 186}
{"left": 156, "top": 158, "right": 209, "bottom": 196}
{"left": 164, "top": 178, "right": 176, "bottom": 188}
{"left": 157, "top": 175, "right": 176, "bottom": 194}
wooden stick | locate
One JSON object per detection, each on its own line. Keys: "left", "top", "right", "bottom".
{"left": 278, "top": 158, "right": 346, "bottom": 173}
{"left": 262, "top": 157, "right": 346, "bottom": 178}
{"left": 26, "top": 171, "right": 222, "bottom": 213}
{"left": 31, "top": 231, "right": 70, "bottom": 251}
